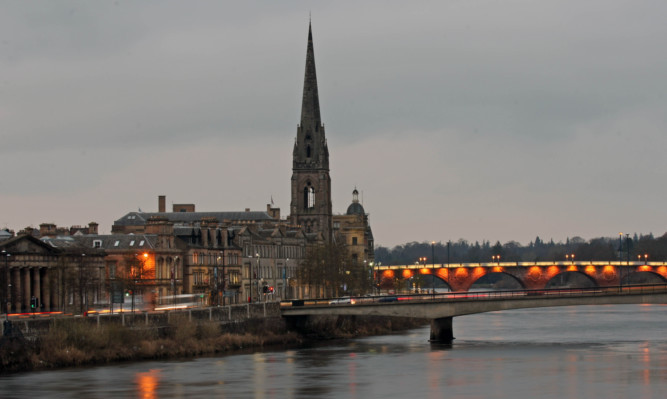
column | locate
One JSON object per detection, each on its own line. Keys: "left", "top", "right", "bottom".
{"left": 32, "top": 267, "right": 41, "bottom": 311}
{"left": 42, "top": 269, "right": 51, "bottom": 311}
{"left": 11, "top": 268, "right": 20, "bottom": 313}
{"left": 22, "top": 267, "right": 31, "bottom": 312}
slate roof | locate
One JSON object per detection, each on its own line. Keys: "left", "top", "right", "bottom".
{"left": 44, "top": 234, "right": 157, "bottom": 251}
{"left": 113, "top": 211, "right": 275, "bottom": 227}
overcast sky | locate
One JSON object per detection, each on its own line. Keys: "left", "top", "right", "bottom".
{"left": 2, "top": 1, "right": 666, "bottom": 248}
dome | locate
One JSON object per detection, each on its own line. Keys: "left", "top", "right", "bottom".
{"left": 346, "top": 202, "right": 366, "bottom": 215}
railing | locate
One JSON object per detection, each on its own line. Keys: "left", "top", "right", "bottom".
{"left": 281, "top": 283, "right": 667, "bottom": 307}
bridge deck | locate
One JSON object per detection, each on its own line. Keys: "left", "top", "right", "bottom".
{"left": 281, "top": 284, "right": 667, "bottom": 319}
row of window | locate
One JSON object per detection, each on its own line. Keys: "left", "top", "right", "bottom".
{"left": 191, "top": 253, "right": 240, "bottom": 265}
{"left": 243, "top": 264, "right": 297, "bottom": 280}
{"left": 243, "top": 245, "right": 304, "bottom": 259}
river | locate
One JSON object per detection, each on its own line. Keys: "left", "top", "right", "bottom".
{"left": 2, "top": 304, "right": 666, "bottom": 398}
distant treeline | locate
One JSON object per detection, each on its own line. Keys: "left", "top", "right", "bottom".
{"left": 374, "top": 233, "right": 667, "bottom": 265}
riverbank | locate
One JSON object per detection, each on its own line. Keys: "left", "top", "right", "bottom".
{"left": 1, "top": 312, "right": 427, "bottom": 374}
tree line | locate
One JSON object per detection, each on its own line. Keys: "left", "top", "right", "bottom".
{"left": 374, "top": 232, "right": 667, "bottom": 265}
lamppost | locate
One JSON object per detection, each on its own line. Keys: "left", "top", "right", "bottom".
{"left": 492, "top": 255, "right": 500, "bottom": 265}
{"left": 221, "top": 249, "right": 225, "bottom": 306}
{"left": 2, "top": 249, "right": 10, "bottom": 320}
{"left": 248, "top": 255, "right": 253, "bottom": 303}
{"left": 172, "top": 256, "right": 178, "bottom": 306}
{"left": 447, "top": 241, "right": 451, "bottom": 265}
{"left": 284, "top": 258, "right": 289, "bottom": 300}
{"left": 80, "top": 253, "right": 86, "bottom": 315}
{"left": 255, "top": 253, "right": 260, "bottom": 302}
{"left": 638, "top": 254, "right": 648, "bottom": 265}
{"left": 565, "top": 254, "right": 575, "bottom": 264}
{"left": 418, "top": 257, "right": 427, "bottom": 294}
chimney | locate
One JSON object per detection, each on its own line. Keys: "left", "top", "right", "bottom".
{"left": 88, "top": 222, "right": 99, "bottom": 235}
{"left": 159, "top": 195, "right": 166, "bottom": 213}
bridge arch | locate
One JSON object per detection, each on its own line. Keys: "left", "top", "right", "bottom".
{"left": 545, "top": 271, "right": 598, "bottom": 289}
{"left": 379, "top": 269, "right": 455, "bottom": 292}
{"left": 470, "top": 272, "right": 525, "bottom": 291}
{"left": 624, "top": 270, "right": 667, "bottom": 285}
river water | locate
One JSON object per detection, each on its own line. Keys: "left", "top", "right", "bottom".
{"left": 2, "top": 304, "right": 666, "bottom": 398}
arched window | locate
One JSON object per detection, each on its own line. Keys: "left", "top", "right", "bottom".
{"left": 306, "top": 145, "right": 311, "bottom": 158}
{"left": 303, "top": 184, "right": 315, "bottom": 209}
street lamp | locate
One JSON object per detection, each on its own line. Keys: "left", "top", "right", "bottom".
{"left": 256, "top": 253, "right": 261, "bottom": 302}
{"left": 2, "top": 250, "right": 10, "bottom": 320}
{"left": 492, "top": 255, "right": 500, "bottom": 265}
{"left": 447, "top": 241, "right": 451, "bottom": 265}
{"left": 565, "top": 254, "right": 575, "bottom": 264}
{"left": 431, "top": 241, "right": 436, "bottom": 267}
{"left": 284, "top": 258, "right": 289, "bottom": 300}
{"left": 221, "top": 250, "right": 226, "bottom": 306}
{"left": 248, "top": 255, "right": 253, "bottom": 303}
{"left": 172, "top": 256, "right": 178, "bottom": 306}
{"left": 638, "top": 254, "right": 648, "bottom": 265}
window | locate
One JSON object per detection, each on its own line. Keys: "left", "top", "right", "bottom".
{"left": 352, "top": 237, "right": 358, "bottom": 245}
{"left": 129, "top": 240, "right": 135, "bottom": 246}
{"left": 139, "top": 240, "right": 145, "bottom": 246}
{"left": 304, "top": 184, "right": 315, "bottom": 209}
{"left": 93, "top": 240, "right": 102, "bottom": 248}
{"left": 114, "top": 240, "right": 120, "bottom": 247}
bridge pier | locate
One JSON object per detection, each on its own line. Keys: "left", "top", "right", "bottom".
{"left": 430, "top": 317, "right": 454, "bottom": 344}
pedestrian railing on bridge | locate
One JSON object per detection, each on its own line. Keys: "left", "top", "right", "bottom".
{"left": 280, "top": 283, "right": 667, "bottom": 308}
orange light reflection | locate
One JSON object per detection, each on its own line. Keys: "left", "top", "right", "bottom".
{"left": 135, "top": 369, "right": 160, "bottom": 399}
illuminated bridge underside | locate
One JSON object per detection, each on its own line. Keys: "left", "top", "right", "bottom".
{"left": 377, "top": 261, "right": 667, "bottom": 291}
{"left": 282, "top": 289, "right": 667, "bottom": 343}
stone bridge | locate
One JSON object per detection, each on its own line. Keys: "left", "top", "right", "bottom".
{"left": 374, "top": 261, "right": 667, "bottom": 291}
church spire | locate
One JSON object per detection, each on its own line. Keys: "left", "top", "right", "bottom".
{"left": 300, "top": 22, "right": 321, "bottom": 128}
{"left": 290, "top": 22, "right": 332, "bottom": 242}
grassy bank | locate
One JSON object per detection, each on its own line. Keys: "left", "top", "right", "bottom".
{"left": 1, "top": 315, "right": 427, "bottom": 373}
{"left": 1, "top": 316, "right": 299, "bottom": 373}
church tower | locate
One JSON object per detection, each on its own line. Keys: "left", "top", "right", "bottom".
{"left": 290, "top": 23, "right": 333, "bottom": 241}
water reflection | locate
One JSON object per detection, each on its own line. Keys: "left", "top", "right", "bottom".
{"left": 135, "top": 369, "right": 160, "bottom": 399}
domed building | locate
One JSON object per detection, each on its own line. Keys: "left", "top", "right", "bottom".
{"left": 333, "top": 188, "right": 374, "bottom": 265}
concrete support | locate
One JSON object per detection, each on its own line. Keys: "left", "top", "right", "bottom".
{"left": 430, "top": 317, "right": 454, "bottom": 343}
{"left": 284, "top": 315, "right": 309, "bottom": 333}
